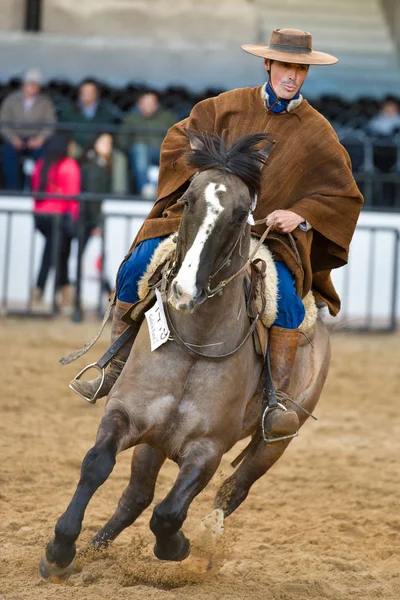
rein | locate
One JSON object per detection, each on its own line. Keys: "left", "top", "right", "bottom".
{"left": 156, "top": 216, "right": 303, "bottom": 361}
{"left": 207, "top": 219, "right": 274, "bottom": 297}
{"left": 158, "top": 221, "right": 272, "bottom": 361}
{"left": 207, "top": 219, "right": 247, "bottom": 286}
{"left": 162, "top": 260, "right": 267, "bottom": 361}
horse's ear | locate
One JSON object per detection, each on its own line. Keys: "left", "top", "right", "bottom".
{"left": 258, "top": 136, "right": 275, "bottom": 161}
{"left": 184, "top": 128, "right": 206, "bottom": 152}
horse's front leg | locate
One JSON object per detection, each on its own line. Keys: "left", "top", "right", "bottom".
{"left": 39, "top": 408, "right": 132, "bottom": 583}
{"left": 90, "top": 444, "right": 166, "bottom": 550}
{"left": 149, "top": 439, "right": 222, "bottom": 562}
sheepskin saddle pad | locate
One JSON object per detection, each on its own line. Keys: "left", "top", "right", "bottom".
{"left": 137, "top": 235, "right": 317, "bottom": 334}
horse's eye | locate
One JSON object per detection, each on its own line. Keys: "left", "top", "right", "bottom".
{"left": 182, "top": 193, "right": 194, "bottom": 210}
{"left": 231, "top": 208, "right": 248, "bottom": 223}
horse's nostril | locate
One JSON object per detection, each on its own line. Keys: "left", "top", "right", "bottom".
{"left": 172, "top": 281, "right": 183, "bottom": 299}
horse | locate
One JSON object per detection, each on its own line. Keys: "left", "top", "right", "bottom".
{"left": 39, "top": 130, "right": 331, "bottom": 582}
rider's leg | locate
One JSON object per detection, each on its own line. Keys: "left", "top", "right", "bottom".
{"left": 70, "top": 236, "right": 167, "bottom": 401}
{"left": 265, "top": 260, "right": 306, "bottom": 439}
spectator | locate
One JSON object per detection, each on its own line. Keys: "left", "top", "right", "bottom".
{"left": 31, "top": 132, "right": 80, "bottom": 313}
{"left": 116, "top": 91, "right": 177, "bottom": 196}
{"left": 59, "top": 78, "right": 129, "bottom": 194}
{"left": 80, "top": 132, "right": 112, "bottom": 237}
{"left": 59, "top": 78, "right": 116, "bottom": 152}
{"left": 367, "top": 96, "right": 400, "bottom": 137}
{"left": 0, "top": 68, "right": 56, "bottom": 190}
{"left": 367, "top": 96, "right": 400, "bottom": 207}
{"left": 79, "top": 132, "right": 113, "bottom": 295}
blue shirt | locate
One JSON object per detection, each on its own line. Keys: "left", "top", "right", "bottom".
{"left": 265, "top": 81, "right": 300, "bottom": 114}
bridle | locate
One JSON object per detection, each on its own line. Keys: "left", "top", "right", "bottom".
{"left": 159, "top": 214, "right": 275, "bottom": 360}
{"left": 169, "top": 202, "right": 275, "bottom": 299}
{"left": 207, "top": 219, "right": 274, "bottom": 297}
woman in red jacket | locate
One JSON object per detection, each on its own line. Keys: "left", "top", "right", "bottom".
{"left": 32, "top": 132, "right": 80, "bottom": 311}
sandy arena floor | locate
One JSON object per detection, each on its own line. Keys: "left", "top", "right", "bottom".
{"left": 0, "top": 318, "right": 399, "bottom": 600}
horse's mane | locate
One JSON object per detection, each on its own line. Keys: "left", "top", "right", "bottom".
{"left": 185, "top": 130, "right": 275, "bottom": 197}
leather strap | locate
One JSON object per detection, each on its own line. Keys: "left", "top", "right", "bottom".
{"left": 163, "top": 258, "right": 267, "bottom": 360}
{"left": 59, "top": 291, "right": 116, "bottom": 366}
{"left": 263, "top": 342, "right": 279, "bottom": 410}
{"left": 96, "top": 327, "right": 135, "bottom": 370}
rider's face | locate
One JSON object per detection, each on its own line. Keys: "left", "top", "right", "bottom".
{"left": 264, "top": 59, "right": 309, "bottom": 100}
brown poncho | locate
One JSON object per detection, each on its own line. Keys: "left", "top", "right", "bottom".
{"left": 131, "top": 85, "right": 363, "bottom": 315}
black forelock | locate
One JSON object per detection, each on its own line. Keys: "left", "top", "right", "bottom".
{"left": 185, "top": 131, "right": 274, "bottom": 198}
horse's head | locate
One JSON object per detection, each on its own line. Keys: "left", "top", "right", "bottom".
{"left": 169, "top": 130, "right": 274, "bottom": 313}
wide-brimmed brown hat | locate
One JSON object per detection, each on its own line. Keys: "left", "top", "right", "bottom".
{"left": 242, "top": 28, "right": 338, "bottom": 66}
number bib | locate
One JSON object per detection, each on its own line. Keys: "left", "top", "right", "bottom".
{"left": 145, "top": 288, "right": 170, "bottom": 351}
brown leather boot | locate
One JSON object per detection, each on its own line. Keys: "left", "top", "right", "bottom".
{"left": 264, "top": 326, "right": 300, "bottom": 441}
{"left": 69, "top": 299, "right": 137, "bottom": 402}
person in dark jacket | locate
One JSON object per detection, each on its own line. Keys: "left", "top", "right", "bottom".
{"left": 59, "top": 79, "right": 116, "bottom": 151}
{"left": 80, "top": 133, "right": 112, "bottom": 240}
{"left": 60, "top": 79, "right": 129, "bottom": 193}
{"left": 117, "top": 91, "right": 177, "bottom": 196}
{"left": 79, "top": 132, "right": 113, "bottom": 295}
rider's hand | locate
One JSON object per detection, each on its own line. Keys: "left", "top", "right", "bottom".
{"left": 266, "top": 210, "right": 305, "bottom": 234}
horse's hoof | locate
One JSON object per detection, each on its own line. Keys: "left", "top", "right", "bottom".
{"left": 39, "top": 555, "right": 75, "bottom": 583}
{"left": 154, "top": 530, "right": 191, "bottom": 562}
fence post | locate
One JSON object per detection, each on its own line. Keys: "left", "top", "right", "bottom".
{"left": 72, "top": 198, "right": 84, "bottom": 322}
{"left": 1, "top": 212, "right": 12, "bottom": 315}
{"left": 96, "top": 215, "right": 107, "bottom": 319}
{"left": 389, "top": 230, "right": 400, "bottom": 332}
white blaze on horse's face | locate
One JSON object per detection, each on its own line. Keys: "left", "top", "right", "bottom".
{"left": 172, "top": 182, "right": 226, "bottom": 310}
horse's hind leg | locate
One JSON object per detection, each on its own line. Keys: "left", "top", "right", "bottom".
{"left": 216, "top": 322, "right": 331, "bottom": 518}
{"left": 214, "top": 437, "right": 291, "bottom": 518}
{"left": 150, "top": 439, "right": 222, "bottom": 562}
{"left": 39, "top": 408, "right": 131, "bottom": 582}
{"left": 90, "top": 444, "right": 165, "bottom": 550}
{"left": 214, "top": 366, "right": 327, "bottom": 517}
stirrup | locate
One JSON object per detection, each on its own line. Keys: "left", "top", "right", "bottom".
{"left": 261, "top": 402, "right": 299, "bottom": 444}
{"left": 69, "top": 363, "right": 105, "bottom": 405}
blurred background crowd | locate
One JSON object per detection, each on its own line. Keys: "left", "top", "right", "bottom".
{"left": 2, "top": 70, "right": 400, "bottom": 204}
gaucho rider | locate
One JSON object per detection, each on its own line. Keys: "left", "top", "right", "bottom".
{"left": 70, "top": 29, "right": 363, "bottom": 439}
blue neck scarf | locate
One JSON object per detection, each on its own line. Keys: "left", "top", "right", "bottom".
{"left": 265, "top": 81, "right": 300, "bottom": 114}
